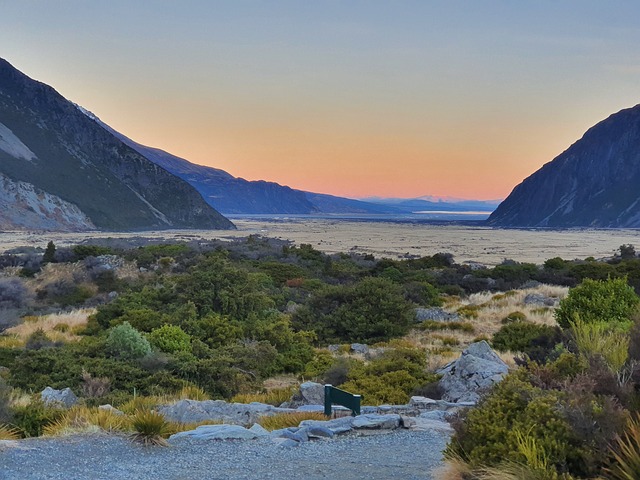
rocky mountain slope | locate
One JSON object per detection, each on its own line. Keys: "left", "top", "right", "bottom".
{"left": 0, "top": 58, "right": 234, "bottom": 231}
{"left": 488, "top": 104, "right": 640, "bottom": 227}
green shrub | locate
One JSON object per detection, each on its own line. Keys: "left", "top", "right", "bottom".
{"left": 147, "top": 325, "right": 191, "bottom": 354}
{"left": 106, "top": 322, "right": 152, "bottom": 360}
{"left": 492, "top": 322, "right": 560, "bottom": 354}
{"left": 448, "top": 372, "right": 585, "bottom": 474}
{"left": 555, "top": 277, "right": 639, "bottom": 329}
{"left": 12, "top": 398, "right": 65, "bottom": 437}
{"left": 569, "top": 318, "right": 629, "bottom": 373}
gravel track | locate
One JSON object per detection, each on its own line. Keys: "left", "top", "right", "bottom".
{"left": 1, "top": 429, "right": 449, "bottom": 480}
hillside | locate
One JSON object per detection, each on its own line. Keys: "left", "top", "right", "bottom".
{"left": 488, "top": 104, "right": 640, "bottom": 227}
{"left": 0, "top": 58, "right": 234, "bottom": 231}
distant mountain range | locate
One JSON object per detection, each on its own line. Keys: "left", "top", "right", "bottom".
{"left": 0, "top": 58, "right": 497, "bottom": 232}
{"left": 488, "top": 104, "right": 640, "bottom": 228}
{"left": 0, "top": 58, "right": 234, "bottom": 231}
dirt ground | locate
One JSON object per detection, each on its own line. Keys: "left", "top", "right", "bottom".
{"left": 2, "top": 218, "right": 639, "bottom": 265}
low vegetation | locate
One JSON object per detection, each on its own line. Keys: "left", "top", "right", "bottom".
{"left": 2, "top": 238, "right": 640, "bottom": 476}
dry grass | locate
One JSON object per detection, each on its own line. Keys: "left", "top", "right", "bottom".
{"left": 257, "top": 412, "right": 327, "bottom": 431}
{"left": 0, "top": 424, "right": 21, "bottom": 440}
{"left": 43, "top": 406, "right": 130, "bottom": 437}
{"left": 403, "top": 284, "right": 568, "bottom": 367}
{"left": 432, "top": 456, "right": 472, "bottom": 480}
{"left": 4, "top": 308, "right": 95, "bottom": 345}
{"left": 231, "top": 386, "right": 295, "bottom": 406}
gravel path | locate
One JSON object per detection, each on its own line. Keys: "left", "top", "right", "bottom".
{"left": 0, "top": 429, "right": 449, "bottom": 480}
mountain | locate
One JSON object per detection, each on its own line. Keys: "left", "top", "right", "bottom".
{"left": 488, "top": 105, "right": 640, "bottom": 228}
{"left": 88, "top": 112, "right": 406, "bottom": 216}
{"left": 100, "top": 123, "right": 318, "bottom": 215}
{"left": 362, "top": 197, "right": 499, "bottom": 213}
{"left": 0, "top": 58, "right": 234, "bottom": 231}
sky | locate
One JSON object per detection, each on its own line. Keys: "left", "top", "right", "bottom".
{"left": 1, "top": 1, "right": 640, "bottom": 200}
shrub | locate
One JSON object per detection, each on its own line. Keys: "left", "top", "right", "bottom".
{"left": 0, "top": 278, "right": 31, "bottom": 309}
{"left": 147, "top": 325, "right": 191, "bottom": 354}
{"left": 25, "top": 328, "right": 57, "bottom": 350}
{"left": 492, "top": 322, "right": 560, "bottom": 355}
{"left": 80, "top": 371, "right": 111, "bottom": 398}
{"left": 0, "top": 378, "right": 13, "bottom": 424}
{"left": 555, "top": 277, "right": 639, "bottom": 329}
{"left": 569, "top": 318, "right": 629, "bottom": 374}
{"left": 12, "top": 398, "right": 65, "bottom": 437}
{"left": 502, "top": 311, "right": 527, "bottom": 324}
{"left": 106, "top": 322, "right": 152, "bottom": 360}
{"left": 607, "top": 413, "right": 640, "bottom": 480}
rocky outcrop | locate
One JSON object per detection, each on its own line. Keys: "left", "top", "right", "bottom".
{"left": 488, "top": 104, "right": 640, "bottom": 227}
{"left": 415, "top": 307, "right": 460, "bottom": 323}
{"left": 40, "top": 387, "right": 78, "bottom": 408}
{"left": 169, "top": 424, "right": 260, "bottom": 441}
{"left": 158, "top": 399, "right": 296, "bottom": 425}
{"left": 0, "top": 173, "right": 94, "bottom": 231}
{"left": 438, "top": 341, "right": 509, "bottom": 403}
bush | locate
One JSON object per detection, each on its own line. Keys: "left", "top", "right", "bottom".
{"left": 492, "top": 322, "right": 560, "bottom": 355}
{"left": 130, "top": 409, "right": 171, "bottom": 446}
{"left": 502, "top": 311, "right": 527, "bottom": 324}
{"left": 147, "top": 325, "right": 191, "bottom": 354}
{"left": 555, "top": 277, "right": 639, "bottom": 329}
{"left": 12, "top": 398, "right": 65, "bottom": 437}
{"left": 106, "top": 322, "right": 152, "bottom": 360}
{"left": 0, "top": 378, "right": 13, "bottom": 424}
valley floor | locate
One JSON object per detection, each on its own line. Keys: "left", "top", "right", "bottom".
{"left": 0, "top": 429, "right": 449, "bottom": 480}
{"left": 2, "top": 219, "right": 640, "bottom": 265}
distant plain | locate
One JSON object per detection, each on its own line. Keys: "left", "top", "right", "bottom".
{"left": 2, "top": 218, "right": 640, "bottom": 265}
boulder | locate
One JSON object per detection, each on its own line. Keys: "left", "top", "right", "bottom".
{"left": 438, "top": 341, "right": 508, "bottom": 403}
{"left": 248, "top": 423, "right": 270, "bottom": 437}
{"left": 299, "top": 416, "right": 354, "bottom": 435}
{"left": 98, "top": 404, "right": 124, "bottom": 416}
{"left": 304, "top": 425, "right": 334, "bottom": 439}
{"left": 158, "top": 399, "right": 296, "bottom": 425}
{"left": 523, "top": 293, "right": 558, "bottom": 307}
{"left": 40, "top": 387, "right": 78, "bottom": 408}
{"left": 415, "top": 307, "right": 460, "bottom": 323}
{"left": 169, "top": 424, "right": 258, "bottom": 441}
{"left": 288, "top": 381, "right": 325, "bottom": 407}
{"left": 352, "top": 414, "right": 401, "bottom": 430}
{"left": 272, "top": 437, "right": 299, "bottom": 448}
{"left": 350, "top": 343, "right": 369, "bottom": 354}
{"left": 274, "top": 429, "right": 308, "bottom": 443}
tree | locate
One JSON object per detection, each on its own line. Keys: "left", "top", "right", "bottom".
{"left": 42, "top": 241, "right": 56, "bottom": 264}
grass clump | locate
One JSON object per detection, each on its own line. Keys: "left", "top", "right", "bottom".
{"left": 43, "top": 406, "right": 129, "bottom": 436}
{"left": 130, "top": 409, "right": 172, "bottom": 446}
{"left": 606, "top": 413, "right": 640, "bottom": 480}
{"left": 0, "top": 424, "right": 21, "bottom": 440}
{"left": 257, "top": 411, "right": 326, "bottom": 431}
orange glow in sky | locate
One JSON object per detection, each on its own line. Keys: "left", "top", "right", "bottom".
{"left": 2, "top": 2, "right": 639, "bottom": 200}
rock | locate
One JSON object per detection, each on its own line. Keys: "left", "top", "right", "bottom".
{"left": 327, "top": 345, "right": 341, "bottom": 353}
{"left": 524, "top": 293, "right": 558, "bottom": 307}
{"left": 410, "top": 417, "right": 454, "bottom": 433}
{"left": 272, "top": 437, "right": 299, "bottom": 448}
{"left": 40, "top": 387, "right": 78, "bottom": 408}
{"left": 169, "top": 424, "right": 258, "bottom": 441}
{"left": 295, "top": 404, "right": 325, "bottom": 412}
{"left": 415, "top": 307, "right": 460, "bottom": 323}
{"left": 158, "top": 399, "right": 296, "bottom": 425}
{"left": 418, "top": 410, "right": 450, "bottom": 422}
{"left": 248, "top": 423, "right": 270, "bottom": 437}
{"left": 98, "top": 404, "right": 124, "bottom": 416}
{"left": 275, "top": 429, "right": 308, "bottom": 443}
{"left": 350, "top": 343, "right": 369, "bottom": 354}
{"left": 305, "top": 425, "right": 335, "bottom": 439}
{"left": 352, "top": 414, "right": 401, "bottom": 430}
{"left": 400, "top": 415, "right": 417, "bottom": 429}
{"left": 299, "top": 416, "right": 354, "bottom": 435}
{"left": 438, "top": 341, "right": 509, "bottom": 403}
{"left": 288, "top": 382, "right": 325, "bottom": 407}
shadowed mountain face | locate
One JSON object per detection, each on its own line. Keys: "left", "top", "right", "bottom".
{"left": 0, "top": 58, "right": 234, "bottom": 231}
{"left": 488, "top": 104, "right": 640, "bottom": 228}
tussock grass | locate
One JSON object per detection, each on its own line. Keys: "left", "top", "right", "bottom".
{"left": 0, "top": 424, "right": 21, "bottom": 440}
{"left": 130, "top": 409, "right": 171, "bottom": 446}
{"left": 43, "top": 406, "right": 129, "bottom": 437}
{"left": 5, "top": 308, "right": 95, "bottom": 345}
{"left": 257, "top": 412, "right": 326, "bottom": 431}
{"left": 570, "top": 318, "right": 629, "bottom": 373}
{"left": 607, "top": 413, "right": 640, "bottom": 480}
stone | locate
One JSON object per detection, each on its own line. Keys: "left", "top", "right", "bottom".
{"left": 524, "top": 293, "right": 558, "bottom": 307}
{"left": 415, "top": 307, "right": 460, "bottom": 323}
{"left": 410, "top": 417, "right": 454, "bottom": 433}
{"left": 272, "top": 437, "right": 299, "bottom": 448}
{"left": 438, "top": 341, "right": 509, "bottom": 403}
{"left": 169, "top": 424, "right": 258, "bottom": 441}
{"left": 248, "top": 423, "right": 270, "bottom": 437}
{"left": 275, "top": 429, "right": 308, "bottom": 443}
{"left": 304, "top": 425, "right": 334, "bottom": 439}
{"left": 158, "top": 399, "right": 296, "bottom": 425}
{"left": 295, "top": 404, "right": 325, "bottom": 412}
{"left": 288, "top": 381, "right": 325, "bottom": 407}
{"left": 98, "top": 404, "right": 124, "bottom": 416}
{"left": 299, "top": 416, "right": 354, "bottom": 435}
{"left": 350, "top": 343, "right": 369, "bottom": 354}
{"left": 352, "top": 414, "right": 401, "bottom": 430}
{"left": 41, "top": 387, "right": 78, "bottom": 408}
